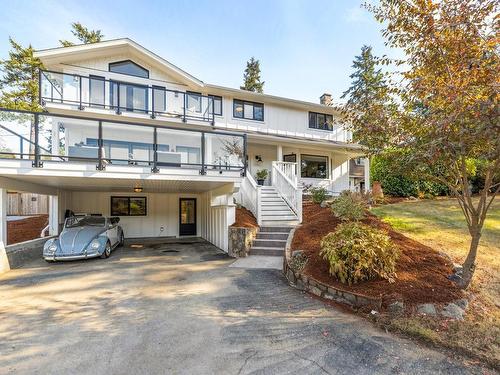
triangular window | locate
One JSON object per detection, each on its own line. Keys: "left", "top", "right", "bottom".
{"left": 109, "top": 60, "right": 149, "bottom": 78}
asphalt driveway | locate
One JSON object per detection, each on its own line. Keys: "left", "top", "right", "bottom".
{"left": 0, "top": 238, "right": 483, "bottom": 374}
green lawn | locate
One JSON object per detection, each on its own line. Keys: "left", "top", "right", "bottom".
{"left": 371, "top": 197, "right": 500, "bottom": 365}
{"left": 371, "top": 197, "right": 500, "bottom": 301}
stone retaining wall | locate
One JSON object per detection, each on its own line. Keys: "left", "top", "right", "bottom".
{"left": 228, "top": 226, "right": 258, "bottom": 258}
{"left": 283, "top": 227, "right": 382, "bottom": 310}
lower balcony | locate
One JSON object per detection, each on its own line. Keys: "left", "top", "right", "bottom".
{"left": 0, "top": 108, "right": 246, "bottom": 181}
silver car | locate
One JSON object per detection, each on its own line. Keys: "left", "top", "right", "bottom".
{"left": 43, "top": 216, "right": 124, "bottom": 261}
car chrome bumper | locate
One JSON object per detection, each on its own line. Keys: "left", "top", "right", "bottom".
{"left": 44, "top": 252, "right": 100, "bottom": 261}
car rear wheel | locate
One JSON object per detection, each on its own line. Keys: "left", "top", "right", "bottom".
{"left": 119, "top": 232, "right": 125, "bottom": 247}
{"left": 101, "top": 241, "right": 111, "bottom": 259}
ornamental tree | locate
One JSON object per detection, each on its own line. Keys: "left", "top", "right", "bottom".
{"left": 342, "top": 0, "right": 499, "bottom": 289}
{"left": 241, "top": 57, "right": 264, "bottom": 93}
{"left": 60, "top": 22, "right": 104, "bottom": 47}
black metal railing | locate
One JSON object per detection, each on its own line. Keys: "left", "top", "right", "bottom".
{"left": 39, "top": 69, "right": 216, "bottom": 124}
{"left": 0, "top": 107, "right": 246, "bottom": 176}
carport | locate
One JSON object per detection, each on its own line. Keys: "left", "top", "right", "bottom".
{"left": 0, "top": 173, "right": 238, "bottom": 273}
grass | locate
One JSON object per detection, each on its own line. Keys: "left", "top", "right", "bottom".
{"left": 371, "top": 197, "right": 500, "bottom": 367}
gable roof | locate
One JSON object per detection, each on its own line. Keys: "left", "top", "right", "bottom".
{"left": 34, "top": 38, "right": 204, "bottom": 87}
{"left": 35, "top": 38, "right": 338, "bottom": 113}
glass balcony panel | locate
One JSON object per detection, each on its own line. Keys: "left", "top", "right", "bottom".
{"left": 55, "top": 117, "right": 99, "bottom": 162}
{"left": 165, "top": 91, "right": 184, "bottom": 118}
{"left": 0, "top": 111, "right": 35, "bottom": 159}
{"left": 156, "top": 128, "right": 201, "bottom": 167}
{"left": 205, "top": 133, "right": 244, "bottom": 170}
{"left": 102, "top": 122, "right": 154, "bottom": 166}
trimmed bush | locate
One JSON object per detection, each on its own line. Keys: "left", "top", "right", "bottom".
{"left": 309, "top": 186, "right": 328, "bottom": 204}
{"left": 330, "top": 191, "right": 367, "bottom": 221}
{"left": 320, "top": 222, "right": 399, "bottom": 285}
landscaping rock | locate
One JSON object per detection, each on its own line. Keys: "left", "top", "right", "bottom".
{"left": 291, "top": 250, "right": 304, "bottom": 257}
{"left": 310, "top": 286, "right": 323, "bottom": 297}
{"left": 454, "top": 298, "right": 469, "bottom": 310}
{"left": 320, "top": 201, "right": 329, "bottom": 208}
{"left": 441, "top": 303, "right": 465, "bottom": 320}
{"left": 417, "top": 303, "right": 437, "bottom": 316}
{"left": 388, "top": 301, "right": 405, "bottom": 316}
{"left": 452, "top": 263, "right": 463, "bottom": 275}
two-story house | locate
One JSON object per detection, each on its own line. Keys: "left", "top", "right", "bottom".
{"left": 0, "top": 39, "right": 368, "bottom": 253}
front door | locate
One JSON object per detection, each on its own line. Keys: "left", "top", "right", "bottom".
{"left": 179, "top": 198, "right": 196, "bottom": 236}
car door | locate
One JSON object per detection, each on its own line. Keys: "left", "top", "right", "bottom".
{"left": 106, "top": 218, "right": 119, "bottom": 246}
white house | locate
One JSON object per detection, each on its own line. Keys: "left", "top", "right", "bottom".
{"left": 0, "top": 38, "right": 368, "bottom": 253}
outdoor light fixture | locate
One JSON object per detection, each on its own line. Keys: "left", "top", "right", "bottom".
{"left": 133, "top": 186, "right": 143, "bottom": 193}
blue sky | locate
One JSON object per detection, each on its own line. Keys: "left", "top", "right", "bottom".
{"left": 0, "top": 0, "right": 390, "bottom": 103}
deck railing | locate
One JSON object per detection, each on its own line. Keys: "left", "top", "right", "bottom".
{"left": 271, "top": 161, "right": 302, "bottom": 222}
{"left": 39, "top": 70, "right": 216, "bottom": 124}
{"left": 0, "top": 107, "right": 246, "bottom": 175}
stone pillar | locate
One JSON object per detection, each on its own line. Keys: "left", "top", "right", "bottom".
{"left": 364, "top": 157, "right": 370, "bottom": 192}
{"left": 0, "top": 188, "right": 10, "bottom": 273}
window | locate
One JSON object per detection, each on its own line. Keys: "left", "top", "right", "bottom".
{"left": 309, "top": 112, "right": 333, "bottom": 131}
{"left": 176, "top": 146, "right": 201, "bottom": 164}
{"left": 233, "top": 99, "right": 264, "bottom": 121}
{"left": 89, "top": 75, "right": 105, "bottom": 107}
{"left": 186, "top": 91, "right": 202, "bottom": 113}
{"left": 283, "top": 154, "right": 297, "bottom": 163}
{"left": 208, "top": 95, "right": 222, "bottom": 116}
{"left": 109, "top": 60, "right": 149, "bottom": 78}
{"left": 110, "top": 81, "right": 148, "bottom": 113}
{"left": 354, "top": 157, "right": 364, "bottom": 165}
{"left": 153, "top": 86, "right": 166, "bottom": 113}
{"left": 111, "top": 196, "right": 147, "bottom": 216}
{"left": 301, "top": 154, "right": 328, "bottom": 179}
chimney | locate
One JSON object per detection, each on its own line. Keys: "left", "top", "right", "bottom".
{"left": 320, "top": 93, "right": 332, "bottom": 106}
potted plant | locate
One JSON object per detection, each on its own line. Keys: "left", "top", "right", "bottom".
{"left": 256, "top": 169, "right": 269, "bottom": 186}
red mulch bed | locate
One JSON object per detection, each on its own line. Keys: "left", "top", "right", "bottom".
{"left": 291, "top": 201, "right": 463, "bottom": 307}
{"left": 232, "top": 207, "right": 259, "bottom": 229}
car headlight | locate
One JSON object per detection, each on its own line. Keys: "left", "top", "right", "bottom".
{"left": 90, "top": 240, "right": 101, "bottom": 250}
{"left": 47, "top": 244, "right": 57, "bottom": 253}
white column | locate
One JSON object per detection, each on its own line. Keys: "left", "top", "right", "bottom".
{"left": 49, "top": 195, "right": 59, "bottom": 236}
{"left": 0, "top": 188, "right": 9, "bottom": 273}
{"left": 276, "top": 144, "right": 283, "bottom": 162}
{"left": 364, "top": 157, "right": 370, "bottom": 192}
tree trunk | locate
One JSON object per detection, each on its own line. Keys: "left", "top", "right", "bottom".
{"left": 458, "top": 229, "right": 481, "bottom": 289}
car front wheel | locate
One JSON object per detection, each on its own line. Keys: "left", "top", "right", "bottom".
{"left": 101, "top": 242, "right": 111, "bottom": 259}
{"left": 119, "top": 232, "right": 125, "bottom": 247}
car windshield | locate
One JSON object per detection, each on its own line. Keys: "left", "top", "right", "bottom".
{"left": 65, "top": 216, "right": 105, "bottom": 228}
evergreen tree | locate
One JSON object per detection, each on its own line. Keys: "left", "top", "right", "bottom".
{"left": 60, "top": 22, "right": 104, "bottom": 46}
{"left": 241, "top": 57, "right": 264, "bottom": 93}
{"left": 0, "top": 38, "right": 44, "bottom": 111}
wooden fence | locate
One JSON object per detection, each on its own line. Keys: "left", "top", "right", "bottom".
{"left": 7, "top": 193, "right": 49, "bottom": 216}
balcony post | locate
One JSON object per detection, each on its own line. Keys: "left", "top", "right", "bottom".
{"left": 151, "top": 87, "right": 155, "bottom": 119}
{"left": 96, "top": 121, "right": 105, "bottom": 171}
{"left": 211, "top": 97, "right": 215, "bottom": 126}
{"left": 38, "top": 69, "right": 42, "bottom": 106}
{"left": 152, "top": 127, "right": 159, "bottom": 173}
{"left": 200, "top": 132, "right": 206, "bottom": 175}
{"left": 116, "top": 84, "right": 121, "bottom": 115}
{"left": 182, "top": 92, "right": 187, "bottom": 122}
{"left": 242, "top": 134, "right": 247, "bottom": 177}
{"left": 32, "top": 113, "right": 42, "bottom": 168}
{"left": 78, "top": 76, "right": 84, "bottom": 110}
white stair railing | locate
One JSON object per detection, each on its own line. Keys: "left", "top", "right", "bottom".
{"left": 271, "top": 161, "right": 302, "bottom": 223}
{"left": 238, "top": 170, "right": 262, "bottom": 225}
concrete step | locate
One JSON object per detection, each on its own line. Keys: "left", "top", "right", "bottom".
{"left": 252, "top": 239, "right": 287, "bottom": 248}
{"left": 256, "top": 232, "right": 290, "bottom": 240}
{"left": 260, "top": 210, "right": 294, "bottom": 216}
{"left": 250, "top": 247, "right": 283, "bottom": 256}
{"left": 259, "top": 226, "right": 294, "bottom": 233}
{"left": 261, "top": 220, "right": 300, "bottom": 226}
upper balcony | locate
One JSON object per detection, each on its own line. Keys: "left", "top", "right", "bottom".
{"left": 40, "top": 70, "right": 216, "bottom": 125}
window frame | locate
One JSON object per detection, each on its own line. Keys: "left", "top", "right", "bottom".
{"left": 233, "top": 99, "right": 264, "bottom": 121}
{"left": 108, "top": 60, "right": 150, "bottom": 79}
{"left": 110, "top": 80, "right": 149, "bottom": 113}
{"left": 110, "top": 196, "right": 147, "bottom": 216}
{"left": 208, "top": 94, "right": 223, "bottom": 116}
{"left": 300, "top": 154, "right": 329, "bottom": 179}
{"left": 308, "top": 111, "right": 334, "bottom": 131}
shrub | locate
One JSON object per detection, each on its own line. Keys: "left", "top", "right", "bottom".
{"left": 309, "top": 186, "right": 328, "bottom": 204}
{"left": 330, "top": 191, "right": 367, "bottom": 221}
{"left": 320, "top": 222, "right": 399, "bottom": 285}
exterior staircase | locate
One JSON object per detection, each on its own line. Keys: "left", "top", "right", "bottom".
{"left": 249, "top": 226, "right": 293, "bottom": 257}
{"left": 260, "top": 186, "right": 300, "bottom": 226}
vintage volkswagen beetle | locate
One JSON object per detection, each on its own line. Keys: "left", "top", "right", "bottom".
{"left": 43, "top": 215, "right": 124, "bottom": 261}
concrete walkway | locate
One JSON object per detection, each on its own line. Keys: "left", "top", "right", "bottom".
{"left": 0, "top": 239, "right": 484, "bottom": 374}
